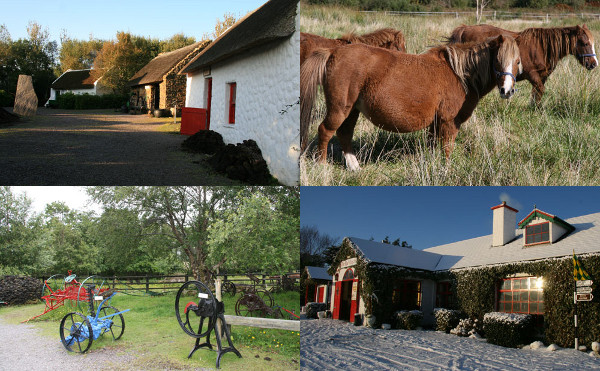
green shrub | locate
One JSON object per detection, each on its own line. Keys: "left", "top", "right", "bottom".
{"left": 483, "top": 312, "right": 534, "bottom": 348}
{"left": 394, "top": 310, "right": 423, "bottom": 329}
{"left": 46, "top": 100, "right": 59, "bottom": 108}
{"left": 434, "top": 308, "right": 462, "bottom": 333}
{"left": 56, "top": 92, "right": 127, "bottom": 110}
{"left": 0, "top": 89, "right": 13, "bottom": 107}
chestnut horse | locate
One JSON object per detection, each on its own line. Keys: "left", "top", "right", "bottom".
{"left": 448, "top": 24, "right": 598, "bottom": 103}
{"left": 300, "top": 35, "right": 521, "bottom": 170}
{"left": 300, "top": 28, "right": 406, "bottom": 65}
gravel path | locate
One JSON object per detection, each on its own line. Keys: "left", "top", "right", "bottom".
{"left": 0, "top": 108, "right": 240, "bottom": 185}
{"left": 0, "top": 317, "right": 135, "bottom": 371}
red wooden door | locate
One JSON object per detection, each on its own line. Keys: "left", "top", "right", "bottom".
{"left": 333, "top": 281, "right": 341, "bottom": 319}
{"left": 317, "top": 286, "right": 325, "bottom": 303}
{"left": 349, "top": 278, "right": 359, "bottom": 321}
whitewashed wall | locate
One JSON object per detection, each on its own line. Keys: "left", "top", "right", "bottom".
{"left": 185, "top": 5, "right": 300, "bottom": 186}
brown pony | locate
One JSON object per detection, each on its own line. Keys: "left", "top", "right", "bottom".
{"left": 300, "top": 28, "right": 406, "bottom": 65}
{"left": 300, "top": 35, "right": 521, "bottom": 170}
{"left": 448, "top": 24, "right": 598, "bottom": 103}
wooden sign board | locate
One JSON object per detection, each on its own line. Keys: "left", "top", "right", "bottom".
{"left": 576, "top": 286, "right": 593, "bottom": 294}
{"left": 576, "top": 293, "right": 594, "bottom": 302}
{"left": 341, "top": 258, "right": 358, "bottom": 269}
{"left": 351, "top": 281, "right": 358, "bottom": 300}
{"left": 576, "top": 280, "right": 593, "bottom": 287}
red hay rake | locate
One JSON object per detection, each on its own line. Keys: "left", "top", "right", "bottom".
{"left": 22, "top": 271, "right": 108, "bottom": 323}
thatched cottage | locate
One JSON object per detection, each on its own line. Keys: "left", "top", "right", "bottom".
{"left": 46, "top": 69, "right": 109, "bottom": 105}
{"left": 180, "top": 0, "right": 300, "bottom": 186}
{"left": 128, "top": 41, "right": 209, "bottom": 114}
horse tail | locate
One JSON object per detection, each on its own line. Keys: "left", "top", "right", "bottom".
{"left": 300, "top": 48, "right": 331, "bottom": 153}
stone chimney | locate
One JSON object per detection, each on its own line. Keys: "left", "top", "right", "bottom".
{"left": 491, "top": 201, "right": 518, "bottom": 246}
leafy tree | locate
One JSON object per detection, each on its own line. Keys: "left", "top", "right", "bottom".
{"left": 0, "top": 187, "right": 36, "bottom": 274}
{"left": 0, "top": 22, "right": 57, "bottom": 104}
{"left": 209, "top": 192, "right": 299, "bottom": 273}
{"left": 43, "top": 202, "right": 98, "bottom": 275}
{"left": 91, "top": 32, "right": 160, "bottom": 94}
{"left": 202, "top": 12, "right": 238, "bottom": 40}
{"left": 57, "top": 32, "right": 103, "bottom": 74}
{"left": 159, "top": 33, "right": 196, "bottom": 53}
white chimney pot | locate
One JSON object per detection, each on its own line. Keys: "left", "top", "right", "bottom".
{"left": 492, "top": 201, "right": 518, "bottom": 246}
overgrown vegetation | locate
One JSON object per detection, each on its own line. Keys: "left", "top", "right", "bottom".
{"left": 301, "top": 5, "right": 600, "bottom": 185}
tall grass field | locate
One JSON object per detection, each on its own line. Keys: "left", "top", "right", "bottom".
{"left": 300, "top": 4, "right": 600, "bottom": 185}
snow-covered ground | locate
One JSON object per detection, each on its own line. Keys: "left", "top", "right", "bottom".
{"left": 301, "top": 319, "right": 600, "bottom": 370}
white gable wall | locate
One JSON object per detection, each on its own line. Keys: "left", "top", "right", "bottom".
{"left": 185, "top": 5, "right": 300, "bottom": 186}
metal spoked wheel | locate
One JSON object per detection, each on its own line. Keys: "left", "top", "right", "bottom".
{"left": 76, "top": 275, "right": 106, "bottom": 313}
{"left": 234, "top": 290, "right": 274, "bottom": 317}
{"left": 98, "top": 305, "right": 125, "bottom": 340}
{"left": 222, "top": 281, "right": 237, "bottom": 296}
{"left": 41, "top": 274, "right": 65, "bottom": 301}
{"left": 175, "top": 280, "right": 218, "bottom": 339}
{"left": 59, "top": 312, "right": 93, "bottom": 353}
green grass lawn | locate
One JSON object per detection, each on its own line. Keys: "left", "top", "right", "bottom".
{"left": 3, "top": 290, "right": 300, "bottom": 370}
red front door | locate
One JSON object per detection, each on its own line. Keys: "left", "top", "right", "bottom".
{"left": 333, "top": 281, "right": 342, "bottom": 319}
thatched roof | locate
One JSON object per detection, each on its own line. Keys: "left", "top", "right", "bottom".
{"left": 128, "top": 41, "right": 209, "bottom": 87}
{"left": 51, "top": 69, "right": 97, "bottom": 90}
{"left": 181, "top": 0, "right": 298, "bottom": 74}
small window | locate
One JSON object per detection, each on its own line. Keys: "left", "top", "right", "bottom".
{"left": 525, "top": 222, "right": 550, "bottom": 245}
{"left": 342, "top": 269, "right": 354, "bottom": 280}
{"left": 227, "top": 82, "right": 236, "bottom": 124}
{"left": 392, "top": 280, "right": 421, "bottom": 310}
{"left": 436, "top": 281, "right": 455, "bottom": 308}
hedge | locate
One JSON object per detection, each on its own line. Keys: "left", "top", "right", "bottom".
{"left": 395, "top": 310, "right": 423, "bottom": 329}
{"left": 484, "top": 312, "right": 534, "bottom": 348}
{"left": 434, "top": 308, "right": 462, "bottom": 333}
{"left": 0, "top": 90, "right": 13, "bottom": 107}
{"left": 55, "top": 92, "right": 127, "bottom": 110}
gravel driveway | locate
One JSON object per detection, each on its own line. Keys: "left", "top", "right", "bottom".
{"left": 0, "top": 317, "right": 135, "bottom": 371}
{"left": 0, "top": 108, "right": 240, "bottom": 185}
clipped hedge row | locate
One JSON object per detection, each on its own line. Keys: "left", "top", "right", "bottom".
{"left": 55, "top": 92, "right": 127, "bottom": 110}
{"left": 394, "top": 310, "right": 423, "bottom": 329}
{"left": 484, "top": 312, "right": 534, "bottom": 348}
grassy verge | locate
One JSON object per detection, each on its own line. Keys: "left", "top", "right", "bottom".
{"left": 3, "top": 290, "right": 300, "bottom": 370}
{"left": 301, "top": 4, "right": 600, "bottom": 185}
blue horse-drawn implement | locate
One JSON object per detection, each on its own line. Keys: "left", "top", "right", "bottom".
{"left": 59, "top": 285, "right": 130, "bottom": 353}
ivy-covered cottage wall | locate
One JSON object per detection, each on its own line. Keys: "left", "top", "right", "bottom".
{"left": 451, "top": 255, "right": 600, "bottom": 348}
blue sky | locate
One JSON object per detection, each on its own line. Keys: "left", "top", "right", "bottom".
{"left": 300, "top": 187, "right": 600, "bottom": 250}
{"left": 2, "top": 0, "right": 267, "bottom": 43}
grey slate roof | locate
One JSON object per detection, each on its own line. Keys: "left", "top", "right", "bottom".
{"left": 181, "top": 0, "right": 298, "bottom": 74}
{"left": 305, "top": 266, "right": 331, "bottom": 281}
{"left": 425, "top": 211, "right": 600, "bottom": 271}
{"left": 347, "top": 237, "right": 443, "bottom": 271}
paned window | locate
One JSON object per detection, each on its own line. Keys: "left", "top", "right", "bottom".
{"left": 498, "top": 276, "right": 544, "bottom": 314}
{"left": 227, "top": 82, "right": 236, "bottom": 124}
{"left": 525, "top": 222, "right": 549, "bottom": 245}
{"left": 392, "top": 280, "right": 421, "bottom": 310}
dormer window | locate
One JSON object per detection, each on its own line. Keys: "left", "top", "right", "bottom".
{"left": 525, "top": 222, "right": 550, "bottom": 245}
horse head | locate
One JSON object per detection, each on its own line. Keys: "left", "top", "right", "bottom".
{"left": 490, "top": 34, "right": 521, "bottom": 99}
{"left": 574, "top": 25, "right": 598, "bottom": 71}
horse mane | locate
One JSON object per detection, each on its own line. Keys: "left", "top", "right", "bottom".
{"left": 339, "top": 28, "right": 405, "bottom": 50}
{"left": 438, "top": 36, "right": 519, "bottom": 96}
{"left": 517, "top": 27, "right": 576, "bottom": 71}
{"left": 446, "top": 24, "right": 468, "bottom": 44}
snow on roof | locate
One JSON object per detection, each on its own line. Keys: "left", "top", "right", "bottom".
{"left": 425, "top": 211, "right": 600, "bottom": 270}
{"left": 347, "top": 237, "right": 443, "bottom": 271}
{"left": 305, "top": 266, "right": 331, "bottom": 281}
